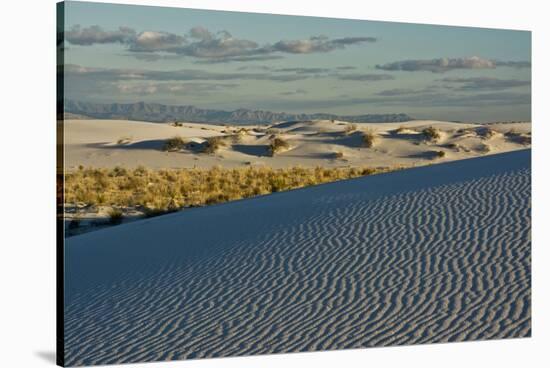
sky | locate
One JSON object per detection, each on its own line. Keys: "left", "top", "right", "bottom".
{"left": 59, "top": 1, "right": 532, "bottom": 122}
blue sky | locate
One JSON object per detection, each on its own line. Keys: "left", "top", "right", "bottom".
{"left": 60, "top": 1, "right": 531, "bottom": 122}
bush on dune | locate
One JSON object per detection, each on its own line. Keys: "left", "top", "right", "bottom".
{"left": 163, "top": 136, "right": 187, "bottom": 152}
{"left": 425, "top": 150, "right": 446, "bottom": 159}
{"left": 505, "top": 129, "right": 531, "bottom": 145}
{"left": 393, "top": 126, "right": 409, "bottom": 134}
{"left": 361, "top": 130, "right": 377, "bottom": 148}
{"left": 107, "top": 208, "right": 123, "bottom": 225}
{"left": 344, "top": 123, "right": 358, "bottom": 134}
{"left": 203, "top": 136, "right": 227, "bottom": 154}
{"left": 117, "top": 137, "right": 132, "bottom": 145}
{"left": 422, "top": 126, "right": 441, "bottom": 142}
{"left": 478, "top": 126, "right": 496, "bottom": 139}
{"left": 269, "top": 137, "right": 290, "bottom": 156}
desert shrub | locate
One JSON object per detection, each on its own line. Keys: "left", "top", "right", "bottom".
{"left": 344, "top": 123, "right": 358, "bottom": 134}
{"left": 107, "top": 208, "right": 123, "bottom": 225}
{"left": 505, "top": 130, "right": 531, "bottom": 145}
{"left": 425, "top": 150, "right": 445, "bottom": 159}
{"left": 269, "top": 176, "right": 288, "bottom": 192}
{"left": 269, "top": 137, "right": 290, "bottom": 156}
{"left": 227, "top": 132, "right": 245, "bottom": 144}
{"left": 163, "top": 136, "right": 187, "bottom": 152}
{"left": 64, "top": 165, "right": 398, "bottom": 215}
{"left": 393, "top": 126, "right": 409, "bottom": 134}
{"left": 133, "top": 165, "right": 148, "bottom": 176}
{"left": 361, "top": 130, "right": 377, "bottom": 148}
{"left": 423, "top": 126, "right": 441, "bottom": 141}
{"left": 110, "top": 166, "right": 128, "bottom": 177}
{"left": 172, "top": 121, "right": 183, "bottom": 127}
{"left": 478, "top": 126, "right": 496, "bottom": 139}
{"left": 236, "top": 127, "right": 250, "bottom": 134}
{"left": 117, "top": 137, "right": 131, "bottom": 145}
{"left": 203, "top": 136, "right": 227, "bottom": 154}
{"left": 478, "top": 144, "right": 492, "bottom": 153}
{"left": 333, "top": 151, "right": 344, "bottom": 159}
{"left": 143, "top": 207, "right": 176, "bottom": 218}
{"left": 422, "top": 126, "right": 441, "bottom": 141}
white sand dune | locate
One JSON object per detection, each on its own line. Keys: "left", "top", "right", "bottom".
{"left": 64, "top": 150, "right": 531, "bottom": 366}
{"left": 64, "top": 119, "right": 531, "bottom": 169}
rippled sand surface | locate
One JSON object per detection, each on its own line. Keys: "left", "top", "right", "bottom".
{"left": 64, "top": 150, "right": 531, "bottom": 366}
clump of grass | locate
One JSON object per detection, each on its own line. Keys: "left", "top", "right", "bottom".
{"left": 143, "top": 207, "right": 175, "bottom": 218}
{"left": 163, "top": 136, "right": 187, "bottom": 152}
{"left": 344, "top": 123, "right": 358, "bottom": 134}
{"left": 425, "top": 150, "right": 446, "bottom": 160}
{"left": 268, "top": 137, "right": 290, "bottom": 156}
{"left": 64, "top": 165, "right": 397, "bottom": 214}
{"left": 110, "top": 166, "right": 128, "bottom": 177}
{"left": 107, "top": 208, "right": 123, "bottom": 225}
{"left": 227, "top": 129, "right": 250, "bottom": 144}
{"left": 422, "top": 126, "right": 441, "bottom": 142}
{"left": 172, "top": 121, "right": 183, "bottom": 127}
{"left": 478, "top": 126, "right": 496, "bottom": 139}
{"left": 203, "top": 136, "right": 227, "bottom": 154}
{"left": 117, "top": 137, "right": 132, "bottom": 145}
{"left": 478, "top": 143, "right": 492, "bottom": 154}
{"left": 361, "top": 130, "right": 377, "bottom": 148}
{"left": 506, "top": 128, "right": 517, "bottom": 135}
{"left": 518, "top": 135, "right": 531, "bottom": 145}
{"left": 505, "top": 129, "right": 531, "bottom": 145}
{"left": 235, "top": 127, "right": 250, "bottom": 135}
{"left": 393, "top": 126, "right": 409, "bottom": 134}
{"left": 333, "top": 151, "right": 345, "bottom": 159}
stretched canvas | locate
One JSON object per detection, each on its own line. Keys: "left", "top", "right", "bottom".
{"left": 57, "top": 1, "right": 532, "bottom": 366}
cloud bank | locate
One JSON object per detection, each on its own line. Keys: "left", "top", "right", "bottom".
{"left": 65, "top": 25, "right": 136, "bottom": 45}
{"left": 439, "top": 77, "right": 531, "bottom": 90}
{"left": 376, "top": 56, "right": 530, "bottom": 73}
{"left": 62, "top": 25, "right": 376, "bottom": 62}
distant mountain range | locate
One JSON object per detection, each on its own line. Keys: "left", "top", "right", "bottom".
{"left": 64, "top": 100, "right": 413, "bottom": 125}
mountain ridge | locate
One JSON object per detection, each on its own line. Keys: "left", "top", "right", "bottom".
{"left": 63, "top": 100, "right": 413, "bottom": 125}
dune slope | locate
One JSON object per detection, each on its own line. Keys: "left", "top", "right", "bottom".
{"left": 64, "top": 150, "right": 531, "bottom": 366}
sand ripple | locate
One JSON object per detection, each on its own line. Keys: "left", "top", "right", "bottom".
{"left": 64, "top": 150, "right": 531, "bottom": 366}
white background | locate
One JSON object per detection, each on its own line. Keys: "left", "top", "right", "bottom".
{"left": 0, "top": 0, "right": 548, "bottom": 367}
